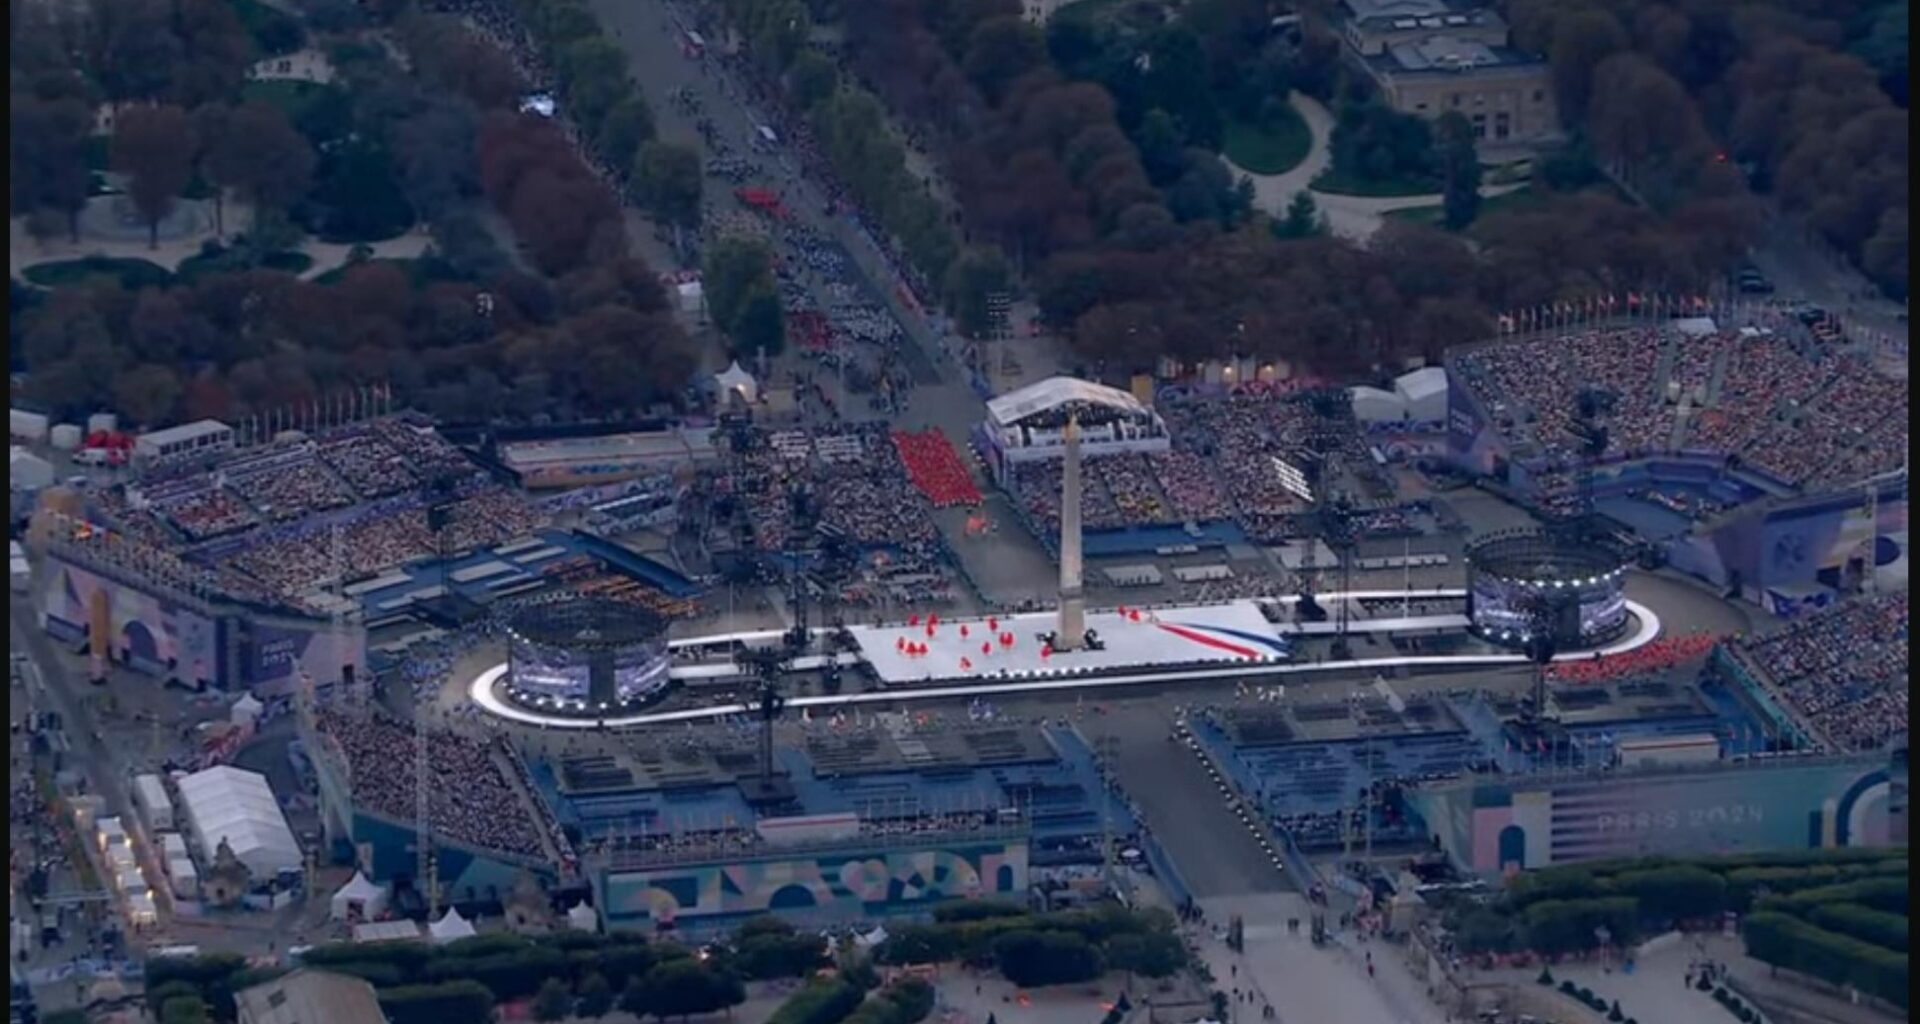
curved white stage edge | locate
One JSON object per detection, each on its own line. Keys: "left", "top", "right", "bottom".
{"left": 465, "top": 591, "right": 1664, "bottom": 730}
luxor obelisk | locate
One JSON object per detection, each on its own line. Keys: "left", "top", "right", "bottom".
{"left": 1055, "top": 413, "right": 1086, "bottom": 651}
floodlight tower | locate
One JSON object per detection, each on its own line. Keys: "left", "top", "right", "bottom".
{"left": 414, "top": 711, "right": 439, "bottom": 918}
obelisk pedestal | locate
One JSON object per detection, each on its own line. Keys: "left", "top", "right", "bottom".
{"left": 1055, "top": 414, "right": 1086, "bottom": 651}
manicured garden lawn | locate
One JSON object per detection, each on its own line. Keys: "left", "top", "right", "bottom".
{"left": 1385, "top": 185, "right": 1540, "bottom": 226}
{"left": 241, "top": 78, "right": 340, "bottom": 122}
{"left": 1223, "top": 108, "right": 1312, "bottom": 176}
{"left": 1309, "top": 168, "right": 1442, "bottom": 196}
{"left": 21, "top": 257, "right": 174, "bottom": 290}
{"left": 176, "top": 248, "right": 314, "bottom": 281}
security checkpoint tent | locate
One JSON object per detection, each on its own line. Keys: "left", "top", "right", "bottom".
{"left": 1393, "top": 366, "right": 1449, "bottom": 422}
{"left": 715, "top": 362, "right": 758, "bottom": 404}
{"left": 1348, "top": 386, "right": 1407, "bottom": 423}
{"left": 330, "top": 872, "right": 388, "bottom": 922}
{"left": 173, "top": 765, "right": 302, "bottom": 880}
{"left": 430, "top": 907, "right": 478, "bottom": 944}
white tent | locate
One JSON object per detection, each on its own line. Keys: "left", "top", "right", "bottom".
{"left": 565, "top": 901, "right": 598, "bottom": 933}
{"left": 229, "top": 693, "right": 264, "bottom": 729}
{"left": 1348, "top": 386, "right": 1407, "bottom": 423}
{"left": 352, "top": 920, "right": 422, "bottom": 944}
{"left": 1673, "top": 316, "right": 1718, "bottom": 337}
{"left": 173, "top": 765, "right": 302, "bottom": 879}
{"left": 715, "top": 362, "right": 757, "bottom": 404}
{"left": 430, "top": 906, "right": 478, "bottom": 944}
{"left": 675, "top": 280, "right": 704, "bottom": 314}
{"left": 1393, "top": 366, "right": 1449, "bottom": 422}
{"left": 330, "top": 872, "right": 388, "bottom": 922}
{"left": 854, "top": 925, "right": 888, "bottom": 949}
{"left": 9, "top": 447, "right": 54, "bottom": 492}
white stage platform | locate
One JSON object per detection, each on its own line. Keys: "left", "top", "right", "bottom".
{"left": 464, "top": 589, "right": 1664, "bottom": 731}
{"left": 1278, "top": 614, "right": 1470, "bottom": 636}
{"left": 848, "top": 600, "right": 1291, "bottom": 685}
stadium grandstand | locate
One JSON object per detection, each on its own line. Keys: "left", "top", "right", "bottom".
{"left": 506, "top": 712, "right": 1136, "bottom": 932}
{"left": 984, "top": 377, "right": 1412, "bottom": 555}
{"left": 307, "top": 706, "right": 574, "bottom": 897}
{"left": 1449, "top": 323, "right": 1908, "bottom": 505}
{"left": 29, "top": 413, "right": 704, "bottom": 693}
{"left": 1189, "top": 653, "right": 1903, "bottom": 877}
{"left": 692, "top": 422, "right": 959, "bottom": 608}
{"left": 1447, "top": 322, "right": 1908, "bottom": 607}
{"left": 1712, "top": 592, "right": 1908, "bottom": 754}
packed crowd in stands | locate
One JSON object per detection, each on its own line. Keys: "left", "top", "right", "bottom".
{"left": 1148, "top": 450, "right": 1234, "bottom": 522}
{"left": 316, "top": 708, "right": 554, "bottom": 859}
{"left": 1732, "top": 593, "right": 1908, "bottom": 752}
{"left": 1454, "top": 326, "right": 1909, "bottom": 496}
{"left": 892, "top": 430, "right": 981, "bottom": 507}
{"left": 994, "top": 392, "right": 1415, "bottom": 544}
{"left": 1547, "top": 632, "right": 1720, "bottom": 683}
{"left": 703, "top": 424, "right": 948, "bottom": 572}
{"left": 90, "top": 416, "right": 550, "bottom": 606}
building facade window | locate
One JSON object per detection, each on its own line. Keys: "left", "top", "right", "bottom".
{"left": 1494, "top": 112, "right": 1511, "bottom": 139}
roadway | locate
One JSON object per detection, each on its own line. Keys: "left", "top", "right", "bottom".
{"left": 585, "top": 0, "right": 949, "bottom": 388}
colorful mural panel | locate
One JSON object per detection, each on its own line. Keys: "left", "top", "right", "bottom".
{"left": 600, "top": 842, "right": 1029, "bottom": 929}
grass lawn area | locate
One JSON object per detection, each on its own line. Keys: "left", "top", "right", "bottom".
{"left": 312, "top": 256, "right": 462, "bottom": 285}
{"left": 242, "top": 78, "right": 338, "bottom": 120}
{"left": 176, "top": 248, "right": 314, "bottom": 282}
{"left": 1222, "top": 108, "right": 1312, "bottom": 176}
{"left": 232, "top": 0, "right": 305, "bottom": 56}
{"left": 21, "top": 257, "right": 174, "bottom": 290}
{"left": 1386, "top": 185, "right": 1540, "bottom": 227}
{"left": 1310, "top": 168, "right": 1441, "bottom": 197}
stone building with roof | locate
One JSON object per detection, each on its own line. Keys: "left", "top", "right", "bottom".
{"left": 1339, "top": 0, "right": 1559, "bottom": 145}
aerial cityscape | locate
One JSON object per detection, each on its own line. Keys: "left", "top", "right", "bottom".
{"left": 5, "top": 0, "right": 1908, "bottom": 1023}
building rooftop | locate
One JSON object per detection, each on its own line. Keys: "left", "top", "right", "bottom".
{"left": 234, "top": 969, "right": 387, "bottom": 1024}
{"left": 135, "top": 418, "right": 232, "bottom": 449}
{"left": 1372, "top": 35, "right": 1538, "bottom": 73}
{"left": 985, "top": 376, "right": 1147, "bottom": 427}
{"left": 1341, "top": 0, "right": 1452, "bottom": 21}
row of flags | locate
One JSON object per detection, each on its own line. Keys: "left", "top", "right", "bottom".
{"left": 1494, "top": 293, "right": 1717, "bottom": 334}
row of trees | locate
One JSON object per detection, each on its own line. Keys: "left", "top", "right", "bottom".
{"left": 14, "top": 0, "right": 703, "bottom": 429}
{"left": 1743, "top": 911, "right": 1907, "bottom": 1010}
{"left": 876, "top": 903, "right": 1186, "bottom": 987}
{"left": 145, "top": 930, "right": 751, "bottom": 1024}
{"left": 787, "top": 0, "right": 1759, "bottom": 375}
{"left": 14, "top": 252, "right": 694, "bottom": 426}
{"left": 1506, "top": 0, "right": 1908, "bottom": 297}
{"left": 9, "top": 0, "right": 302, "bottom": 112}
{"left": 1443, "top": 848, "right": 1908, "bottom": 958}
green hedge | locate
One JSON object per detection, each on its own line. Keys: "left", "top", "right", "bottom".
{"left": 768, "top": 979, "right": 867, "bottom": 1024}
{"left": 1742, "top": 912, "right": 1909, "bottom": 1009}
{"left": 1806, "top": 904, "right": 1910, "bottom": 953}
{"left": 1757, "top": 876, "right": 1908, "bottom": 918}
{"left": 379, "top": 980, "right": 496, "bottom": 1024}
{"left": 1521, "top": 897, "right": 1640, "bottom": 955}
{"left": 845, "top": 978, "right": 936, "bottom": 1024}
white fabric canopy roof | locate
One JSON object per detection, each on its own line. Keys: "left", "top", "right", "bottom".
{"left": 430, "top": 907, "right": 477, "bottom": 944}
{"left": 566, "top": 901, "right": 598, "bottom": 932}
{"left": 1394, "top": 366, "right": 1449, "bottom": 421}
{"left": 715, "top": 362, "right": 757, "bottom": 403}
{"left": 1349, "top": 386, "right": 1407, "bottom": 423}
{"left": 353, "top": 920, "right": 422, "bottom": 943}
{"left": 331, "top": 872, "right": 387, "bottom": 921}
{"left": 985, "top": 376, "right": 1144, "bottom": 427}
{"left": 174, "top": 765, "right": 302, "bottom": 879}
